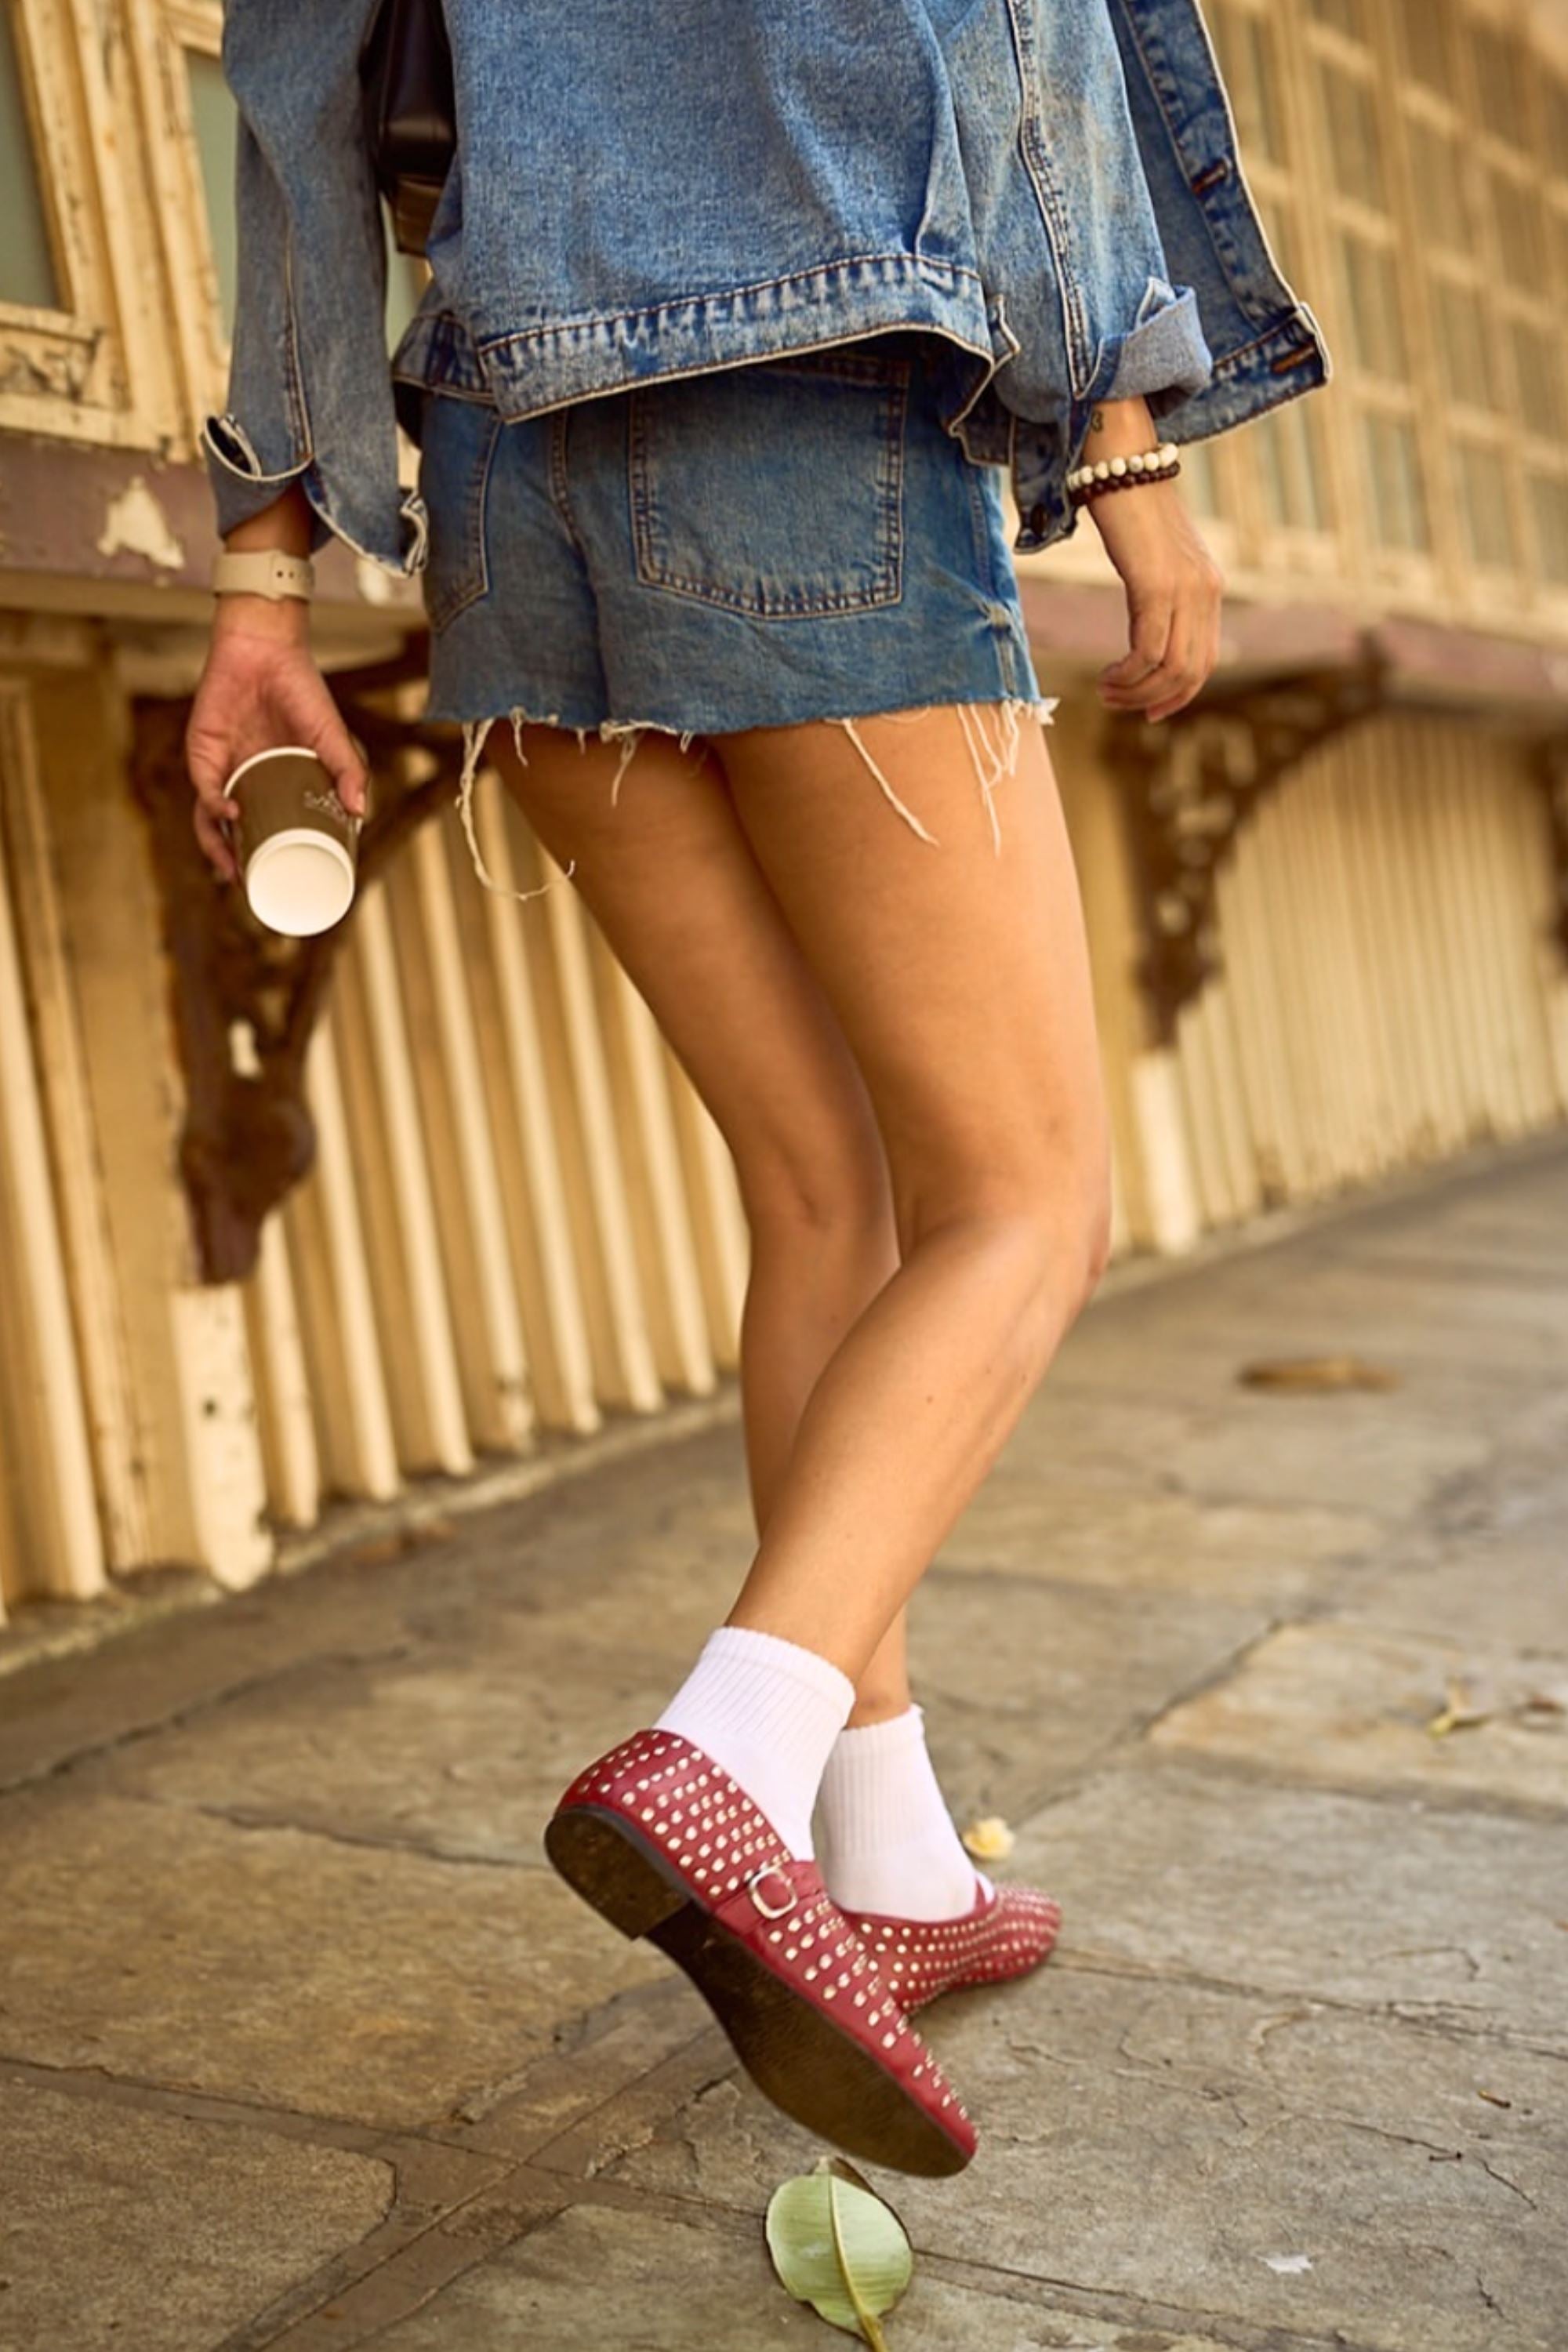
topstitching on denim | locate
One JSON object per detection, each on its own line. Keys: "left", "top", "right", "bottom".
{"left": 626, "top": 349, "right": 911, "bottom": 619}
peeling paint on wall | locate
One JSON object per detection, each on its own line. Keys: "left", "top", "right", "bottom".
{"left": 95, "top": 476, "right": 185, "bottom": 570}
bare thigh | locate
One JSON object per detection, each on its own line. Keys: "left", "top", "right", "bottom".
{"left": 484, "top": 725, "right": 889, "bottom": 1220}
{"left": 712, "top": 703, "right": 1111, "bottom": 1259}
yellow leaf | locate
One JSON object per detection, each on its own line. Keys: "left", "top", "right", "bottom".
{"left": 960, "top": 1814, "right": 1015, "bottom": 1860}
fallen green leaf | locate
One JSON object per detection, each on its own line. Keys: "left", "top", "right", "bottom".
{"left": 765, "top": 2156, "right": 913, "bottom": 2347}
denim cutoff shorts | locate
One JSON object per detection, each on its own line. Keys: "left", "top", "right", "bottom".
{"left": 414, "top": 330, "right": 1058, "bottom": 893}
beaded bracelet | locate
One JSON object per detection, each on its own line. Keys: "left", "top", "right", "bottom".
{"left": 1068, "top": 440, "right": 1182, "bottom": 508}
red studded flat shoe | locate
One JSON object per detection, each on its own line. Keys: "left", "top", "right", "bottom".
{"left": 543, "top": 1730, "right": 976, "bottom": 2176}
{"left": 847, "top": 1878, "right": 1062, "bottom": 2014}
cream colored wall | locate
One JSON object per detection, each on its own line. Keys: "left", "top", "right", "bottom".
{"left": 5, "top": 671, "right": 1565, "bottom": 1617}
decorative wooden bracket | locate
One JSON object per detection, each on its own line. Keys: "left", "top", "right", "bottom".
{"left": 1100, "top": 650, "right": 1391, "bottom": 1047}
{"left": 129, "top": 652, "right": 463, "bottom": 1287}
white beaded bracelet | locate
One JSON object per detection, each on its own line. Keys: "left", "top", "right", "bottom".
{"left": 1067, "top": 441, "right": 1180, "bottom": 491}
{"left": 1066, "top": 440, "right": 1182, "bottom": 510}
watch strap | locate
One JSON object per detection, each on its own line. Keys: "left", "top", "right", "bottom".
{"left": 212, "top": 549, "right": 317, "bottom": 602}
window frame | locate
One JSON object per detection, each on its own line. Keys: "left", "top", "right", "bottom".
{"left": 125, "top": 0, "right": 230, "bottom": 445}
{"left": 0, "top": 0, "right": 169, "bottom": 447}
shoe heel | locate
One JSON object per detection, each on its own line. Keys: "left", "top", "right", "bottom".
{"left": 544, "top": 1805, "right": 688, "bottom": 1940}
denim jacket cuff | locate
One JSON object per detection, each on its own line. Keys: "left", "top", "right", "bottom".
{"left": 1095, "top": 278, "right": 1215, "bottom": 408}
{"left": 202, "top": 410, "right": 429, "bottom": 578}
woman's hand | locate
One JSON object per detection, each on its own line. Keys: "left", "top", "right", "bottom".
{"left": 185, "top": 597, "right": 368, "bottom": 883}
{"left": 1073, "top": 394, "right": 1224, "bottom": 725}
{"left": 1091, "top": 474, "right": 1225, "bottom": 724}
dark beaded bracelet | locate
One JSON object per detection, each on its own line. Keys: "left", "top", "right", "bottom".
{"left": 1068, "top": 456, "right": 1182, "bottom": 509}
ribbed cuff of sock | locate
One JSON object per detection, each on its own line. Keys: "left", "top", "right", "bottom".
{"left": 652, "top": 1624, "right": 856, "bottom": 1857}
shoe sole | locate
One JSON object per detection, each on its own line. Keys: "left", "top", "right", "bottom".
{"left": 544, "top": 1802, "right": 971, "bottom": 2177}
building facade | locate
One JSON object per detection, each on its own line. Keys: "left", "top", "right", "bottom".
{"left": 1, "top": 0, "right": 1565, "bottom": 1623}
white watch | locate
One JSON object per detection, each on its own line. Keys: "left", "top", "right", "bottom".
{"left": 212, "top": 549, "right": 317, "bottom": 602}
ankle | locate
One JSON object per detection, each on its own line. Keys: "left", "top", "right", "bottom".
{"left": 845, "top": 1692, "right": 914, "bottom": 1730}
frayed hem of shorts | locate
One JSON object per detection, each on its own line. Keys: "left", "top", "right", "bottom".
{"left": 448, "top": 692, "right": 1060, "bottom": 899}
{"left": 829, "top": 693, "right": 1059, "bottom": 853}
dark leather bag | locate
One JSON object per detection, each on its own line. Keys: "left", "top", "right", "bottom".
{"left": 359, "top": 0, "right": 456, "bottom": 256}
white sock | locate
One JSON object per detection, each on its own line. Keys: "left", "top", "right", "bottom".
{"left": 652, "top": 1624, "right": 856, "bottom": 1858}
{"left": 813, "top": 1701, "right": 994, "bottom": 1922}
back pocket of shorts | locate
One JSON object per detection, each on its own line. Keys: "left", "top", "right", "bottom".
{"left": 627, "top": 346, "right": 909, "bottom": 618}
{"left": 418, "top": 394, "right": 504, "bottom": 633}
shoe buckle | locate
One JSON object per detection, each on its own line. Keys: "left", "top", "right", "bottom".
{"left": 746, "top": 1862, "right": 797, "bottom": 1920}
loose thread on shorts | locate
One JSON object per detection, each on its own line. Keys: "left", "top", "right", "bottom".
{"left": 456, "top": 714, "right": 577, "bottom": 905}
{"left": 956, "top": 701, "right": 1007, "bottom": 855}
{"left": 836, "top": 717, "right": 942, "bottom": 845}
{"left": 597, "top": 720, "right": 702, "bottom": 808}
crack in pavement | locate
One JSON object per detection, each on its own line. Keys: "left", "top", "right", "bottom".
{"left": 0, "top": 1645, "right": 419, "bottom": 1802}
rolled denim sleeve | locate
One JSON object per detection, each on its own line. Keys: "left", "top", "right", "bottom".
{"left": 1098, "top": 270, "right": 1215, "bottom": 410}
{"left": 203, "top": 0, "right": 427, "bottom": 575}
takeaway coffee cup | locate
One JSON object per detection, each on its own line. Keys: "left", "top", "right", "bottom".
{"left": 225, "top": 745, "right": 367, "bottom": 936}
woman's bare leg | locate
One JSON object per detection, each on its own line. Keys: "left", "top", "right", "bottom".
{"left": 485, "top": 724, "right": 920, "bottom": 1724}
{"left": 711, "top": 701, "right": 1112, "bottom": 1683}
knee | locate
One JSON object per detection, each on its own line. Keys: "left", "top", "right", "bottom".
{"left": 739, "top": 1130, "right": 895, "bottom": 1251}
{"left": 1018, "top": 1176, "right": 1114, "bottom": 1362}
{"left": 905, "top": 1151, "right": 1112, "bottom": 1370}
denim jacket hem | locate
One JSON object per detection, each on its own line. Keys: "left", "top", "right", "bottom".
{"left": 396, "top": 252, "right": 1005, "bottom": 420}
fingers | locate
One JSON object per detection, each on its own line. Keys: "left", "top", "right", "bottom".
{"left": 1100, "top": 582, "right": 1174, "bottom": 690}
{"left": 314, "top": 709, "right": 370, "bottom": 819}
{"left": 1100, "top": 547, "right": 1225, "bottom": 724}
{"left": 185, "top": 718, "right": 242, "bottom": 884}
{"left": 193, "top": 795, "right": 241, "bottom": 885}
{"left": 282, "top": 674, "right": 367, "bottom": 818}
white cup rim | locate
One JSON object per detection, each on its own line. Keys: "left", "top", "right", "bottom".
{"left": 226, "top": 744, "right": 328, "bottom": 796}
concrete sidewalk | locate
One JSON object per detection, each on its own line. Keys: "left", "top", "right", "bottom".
{"left": 2, "top": 1139, "right": 1565, "bottom": 2352}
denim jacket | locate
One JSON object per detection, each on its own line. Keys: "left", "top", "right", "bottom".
{"left": 205, "top": 0, "right": 1332, "bottom": 574}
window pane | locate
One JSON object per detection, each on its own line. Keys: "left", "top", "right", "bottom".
{"left": 1526, "top": 469, "right": 1568, "bottom": 584}
{"left": 1257, "top": 399, "right": 1329, "bottom": 533}
{"left": 1309, "top": 0, "right": 1365, "bottom": 40}
{"left": 1406, "top": 119, "right": 1474, "bottom": 257}
{"left": 1511, "top": 320, "right": 1564, "bottom": 441}
{"left": 187, "top": 49, "right": 238, "bottom": 339}
{"left": 1435, "top": 281, "right": 1494, "bottom": 411}
{"left": 1490, "top": 172, "right": 1544, "bottom": 289}
{"left": 1339, "top": 231, "right": 1408, "bottom": 379}
{"left": 1361, "top": 412, "right": 1429, "bottom": 550}
{"left": 1215, "top": 5, "right": 1288, "bottom": 169}
{"left": 1545, "top": 78, "right": 1568, "bottom": 179}
{"left": 1319, "top": 60, "right": 1386, "bottom": 209}
{"left": 1178, "top": 436, "right": 1221, "bottom": 517}
{"left": 1254, "top": 191, "right": 1300, "bottom": 287}
{"left": 1395, "top": 0, "right": 1453, "bottom": 96}
{"left": 1454, "top": 439, "right": 1515, "bottom": 569}
{"left": 1472, "top": 24, "right": 1525, "bottom": 145}
{"left": 0, "top": 3, "right": 59, "bottom": 309}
